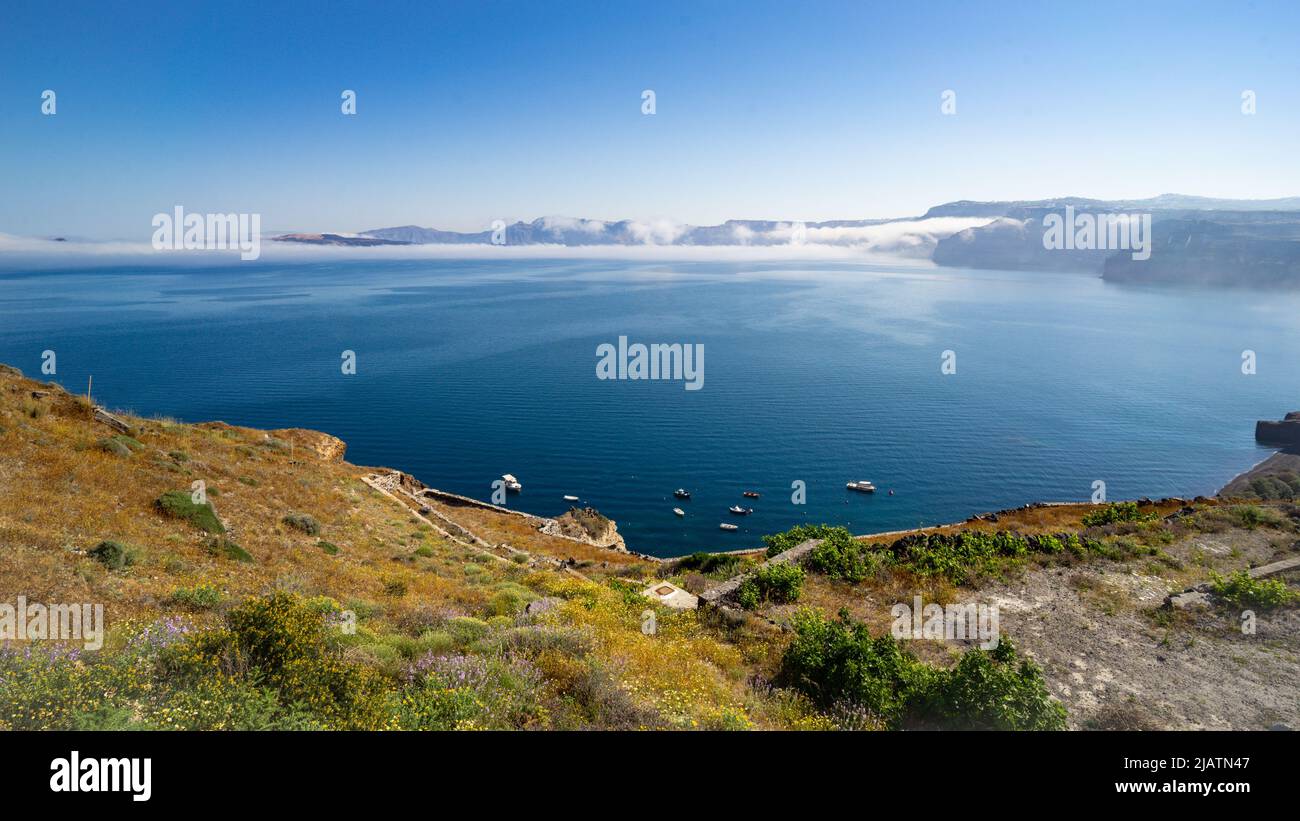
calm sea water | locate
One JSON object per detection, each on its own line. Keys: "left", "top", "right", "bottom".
{"left": 2, "top": 257, "right": 1297, "bottom": 557}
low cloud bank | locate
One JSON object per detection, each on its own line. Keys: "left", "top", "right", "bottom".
{"left": 0, "top": 217, "right": 993, "bottom": 270}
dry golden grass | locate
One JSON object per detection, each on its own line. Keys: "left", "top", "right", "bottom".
{"left": 0, "top": 367, "right": 646, "bottom": 629}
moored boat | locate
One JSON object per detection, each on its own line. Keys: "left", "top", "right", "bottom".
{"left": 673, "top": 507, "right": 685, "bottom": 517}
{"left": 673, "top": 488, "right": 691, "bottom": 499}
{"left": 719, "top": 523, "right": 739, "bottom": 531}
{"left": 742, "top": 491, "right": 760, "bottom": 498}
{"left": 728, "top": 505, "right": 754, "bottom": 515}
{"left": 501, "top": 473, "right": 522, "bottom": 492}
{"left": 846, "top": 480, "right": 876, "bottom": 493}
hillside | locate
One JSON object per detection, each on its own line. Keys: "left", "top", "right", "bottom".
{"left": 2, "top": 362, "right": 1297, "bottom": 730}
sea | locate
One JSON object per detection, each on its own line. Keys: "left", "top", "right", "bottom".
{"left": 3, "top": 256, "right": 1297, "bottom": 557}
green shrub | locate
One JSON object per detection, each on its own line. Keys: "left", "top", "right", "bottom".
{"left": 736, "top": 562, "right": 804, "bottom": 609}
{"left": 205, "top": 536, "right": 253, "bottom": 563}
{"left": 806, "top": 527, "right": 886, "bottom": 583}
{"left": 1082, "top": 502, "right": 1155, "bottom": 527}
{"left": 446, "top": 616, "right": 491, "bottom": 646}
{"left": 162, "top": 592, "right": 390, "bottom": 730}
{"left": 88, "top": 540, "right": 135, "bottom": 570}
{"left": 764, "top": 524, "right": 846, "bottom": 558}
{"left": 1231, "top": 505, "right": 1284, "bottom": 530}
{"left": 317, "top": 540, "right": 340, "bottom": 555}
{"left": 675, "top": 551, "right": 743, "bottom": 577}
{"left": 486, "top": 582, "right": 539, "bottom": 617}
{"left": 1209, "top": 570, "right": 1298, "bottom": 609}
{"left": 780, "top": 609, "right": 1065, "bottom": 730}
{"left": 885, "top": 530, "right": 1097, "bottom": 584}
{"left": 98, "top": 438, "right": 132, "bottom": 457}
{"left": 282, "top": 513, "right": 320, "bottom": 536}
{"left": 155, "top": 490, "right": 224, "bottom": 534}
{"left": 170, "top": 584, "right": 223, "bottom": 610}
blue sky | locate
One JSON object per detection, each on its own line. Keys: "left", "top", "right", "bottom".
{"left": 2, "top": 0, "right": 1299, "bottom": 239}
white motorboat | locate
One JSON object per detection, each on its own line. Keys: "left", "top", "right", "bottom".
{"left": 846, "top": 480, "right": 876, "bottom": 493}
{"left": 501, "top": 473, "right": 522, "bottom": 492}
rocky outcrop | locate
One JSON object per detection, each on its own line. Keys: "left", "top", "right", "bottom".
{"left": 268, "top": 428, "right": 347, "bottom": 461}
{"left": 1256, "top": 412, "right": 1300, "bottom": 447}
{"left": 550, "top": 507, "right": 627, "bottom": 552}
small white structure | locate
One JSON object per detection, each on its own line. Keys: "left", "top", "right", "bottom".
{"left": 501, "top": 473, "right": 522, "bottom": 492}
{"left": 642, "top": 581, "right": 699, "bottom": 610}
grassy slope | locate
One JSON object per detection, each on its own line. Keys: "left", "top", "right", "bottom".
{"left": 0, "top": 365, "right": 775, "bottom": 729}
{"left": 3, "top": 362, "right": 1297, "bottom": 730}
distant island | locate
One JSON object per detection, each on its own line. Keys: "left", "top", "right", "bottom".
{"left": 270, "top": 193, "right": 1300, "bottom": 288}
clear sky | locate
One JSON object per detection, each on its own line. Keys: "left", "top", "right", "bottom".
{"left": 2, "top": 0, "right": 1299, "bottom": 239}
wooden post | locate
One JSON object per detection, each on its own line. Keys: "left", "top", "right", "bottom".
{"left": 86, "top": 375, "right": 93, "bottom": 409}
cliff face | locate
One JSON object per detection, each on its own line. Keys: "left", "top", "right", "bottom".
{"left": 552, "top": 506, "right": 627, "bottom": 551}
{"left": 1256, "top": 412, "right": 1300, "bottom": 447}
{"left": 269, "top": 428, "right": 348, "bottom": 461}
{"left": 930, "top": 203, "right": 1300, "bottom": 287}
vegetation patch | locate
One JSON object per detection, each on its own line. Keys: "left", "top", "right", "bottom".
{"left": 737, "top": 562, "right": 804, "bottom": 609}
{"left": 806, "top": 527, "right": 886, "bottom": 583}
{"left": 170, "top": 584, "right": 223, "bottom": 610}
{"left": 205, "top": 536, "right": 253, "bottom": 563}
{"left": 316, "top": 540, "right": 339, "bottom": 555}
{"left": 1209, "top": 570, "right": 1298, "bottom": 610}
{"left": 779, "top": 608, "right": 1066, "bottom": 730}
{"left": 282, "top": 513, "right": 320, "bottom": 536}
{"left": 1082, "top": 502, "right": 1157, "bottom": 528}
{"left": 88, "top": 540, "right": 135, "bottom": 571}
{"left": 763, "top": 523, "right": 846, "bottom": 558}
{"left": 155, "top": 490, "right": 225, "bottom": 534}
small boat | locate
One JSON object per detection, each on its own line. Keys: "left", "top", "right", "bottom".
{"left": 501, "top": 473, "right": 522, "bottom": 492}
{"left": 742, "top": 491, "right": 760, "bottom": 498}
{"left": 729, "top": 505, "right": 754, "bottom": 515}
{"left": 672, "top": 507, "right": 685, "bottom": 517}
{"left": 673, "top": 489, "right": 691, "bottom": 499}
{"left": 563, "top": 495, "right": 579, "bottom": 502}
{"left": 846, "top": 480, "right": 876, "bottom": 493}
{"left": 719, "top": 523, "right": 739, "bottom": 531}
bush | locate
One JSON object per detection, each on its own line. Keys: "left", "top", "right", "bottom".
{"left": 155, "top": 491, "right": 224, "bottom": 534}
{"left": 170, "top": 584, "right": 223, "bottom": 610}
{"left": 88, "top": 540, "right": 135, "bottom": 570}
{"left": 736, "top": 562, "right": 804, "bottom": 609}
{"left": 779, "top": 609, "right": 1065, "bottom": 730}
{"left": 486, "top": 582, "right": 538, "bottom": 617}
{"left": 886, "top": 530, "right": 1097, "bottom": 584}
{"left": 806, "top": 527, "right": 886, "bottom": 583}
{"left": 205, "top": 536, "right": 253, "bottom": 563}
{"left": 317, "top": 540, "right": 339, "bottom": 555}
{"left": 282, "top": 513, "right": 320, "bottom": 536}
{"left": 1082, "top": 502, "right": 1155, "bottom": 527}
{"left": 1231, "top": 505, "right": 1285, "bottom": 530}
{"left": 674, "top": 551, "right": 743, "bottom": 577}
{"left": 98, "top": 438, "right": 131, "bottom": 457}
{"left": 162, "top": 592, "right": 390, "bottom": 730}
{"left": 763, "top": 524, "right": 845, "bottom": 558}
{"left": 1209, "top": 570, "right": 1298, "bottom": 609}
